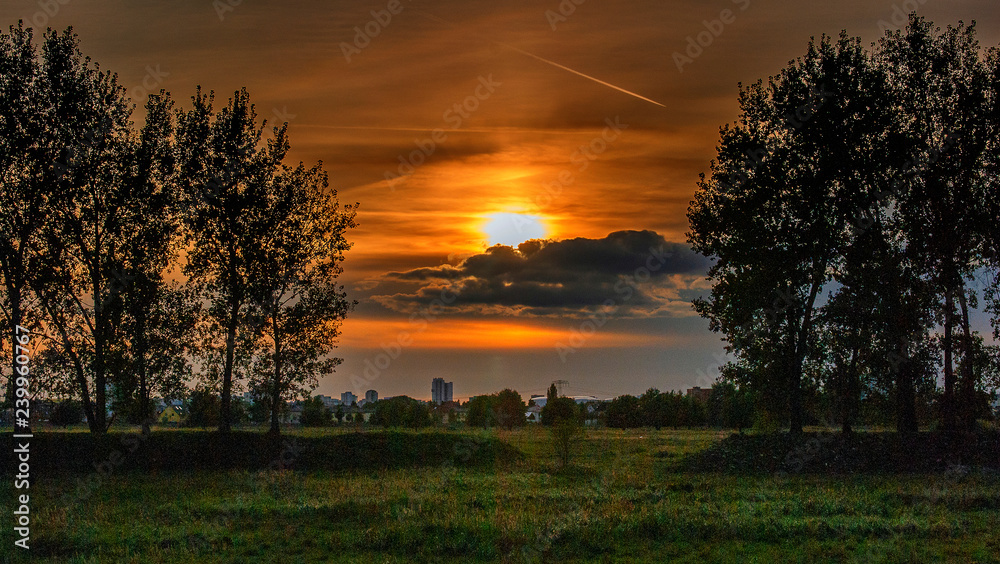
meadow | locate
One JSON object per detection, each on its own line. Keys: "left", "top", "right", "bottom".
{"left": 3, "top": 426, "right": 1000, "bottom": 563}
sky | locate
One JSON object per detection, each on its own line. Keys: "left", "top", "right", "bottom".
{"left": 4, "top": 0, "right": 998, "bottom": 401}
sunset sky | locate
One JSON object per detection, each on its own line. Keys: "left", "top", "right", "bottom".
{"left": 5, "top": 0, "right": 998, "bottom": 401}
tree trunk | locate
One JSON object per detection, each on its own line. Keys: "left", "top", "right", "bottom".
{"left": 93, "top": 280, "right": 107, "bottom": 434}
{"left": 942, "top": 289, "right": 955, "bottom": 432}
{"left": 135, "top": 302, "right": 151, "bottom": 435}
{"left": 6, "top": 282, "right": 22, "bottom": 410}
{"left": 841, "top": 344, "right": 861, "bottom": 436}
{"left": 41, "top": 297, "right": 96, "bottom": 430}
{"left": 957, "top": 287, "right": 976, "bottom": 431}
{"left": 896, "top": 355, "right": 918, "bottom": 434}
{"left": 788, "top": 350, "right": 803, "bottom": 435}
{"left": 789, "top": 277, "right": 822, "bottom": 436}
{"left": 220, "top": 301, "right": 240, "bottom": 434}
{"left": 269, "top": 311, "right": 282, "bottom": 435}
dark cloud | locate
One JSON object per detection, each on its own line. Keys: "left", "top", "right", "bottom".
{"left": 373, "top": 230, "right": 712, "bottom": 317}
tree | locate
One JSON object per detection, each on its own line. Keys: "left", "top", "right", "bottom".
{"left": 0, "top": 23, "right": 48, "bottom": 412}
{"left": 878, "top": 17, "right": 994, "bottom": 432}
{"left": 246, "top": 159, "right": 357, "bottom": 435}
{"left": 689, "top": 33, "right": 899, "bottom": 434}
{"left": 466, "top": 389, "right": 525, "bottom": 430}
{"left": 176, "top": 87, "right": 290, "bottom": 433}
{"left": 604, "top": 394, "right": 640, "bottom": 428}
{"left": 494, "top": 389, "right": 526, "bottom": 430}
{"left": 541, "top": 396, "right": 578, "bottom": 427}
{"left": 185, "top": 388, "right": 220, "bottom": 428}
{"left": 112, "top": 91, "right": 186, "bottom": 433}
{"left": 369, "top": 396, "right": 430, "bottom": 428}
{"left": 638, "top": 388, "right": 667, "bottom": 429}
{"left": 708, "top": 381, "right": 754, "bottom": 432}
{"left": 49, "top": 399, "right": 83, "bottom": 427}
{"left": 465, "top": 394, "right": 498, "bottom": 429}
{"left": 335, "top": 404, "right": 345, "bottom": 424}
{"left": 300, "top": 396, "right": 331, "bottom": 427}
{"left": 26, "top": 26, "right": 158, "bottom": 434}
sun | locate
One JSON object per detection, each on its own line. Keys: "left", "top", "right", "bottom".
{"left": 482, "top": 213, "right": 547, "bottom": 247}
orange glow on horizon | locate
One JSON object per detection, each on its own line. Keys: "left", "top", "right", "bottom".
{"left": 339, "top": 317, "right": 673, "bottom": 350}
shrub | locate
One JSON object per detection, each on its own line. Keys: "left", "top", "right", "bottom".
{"left": 300, "top": 396, "right": 331, "bottom": 427}
{"left": 50, "top": 400, "right": 83, "bottom": 427}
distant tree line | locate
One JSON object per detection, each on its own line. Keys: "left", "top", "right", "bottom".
{"left": 0, "top": 24, "right": 357, "bottom": 435}
{"left": 688, "top": 16, "right": 1000, "bottom": 435}
{"left": 602, "top": 383, "right": 754, "bottom": 431}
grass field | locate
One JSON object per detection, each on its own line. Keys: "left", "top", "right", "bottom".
{"left": 3, "top": 426, "right": 1000, "bottom": 563}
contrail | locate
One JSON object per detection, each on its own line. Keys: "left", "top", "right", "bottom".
{"left": 494, "top": 42, "right": 666, "bottom": 108}
{"left": 414, "top": 10, "right": 666, "bottom": 109}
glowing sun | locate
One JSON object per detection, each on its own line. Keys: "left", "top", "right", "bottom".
{"left": 482, "top": 213, "right": 547, "bottom": 247}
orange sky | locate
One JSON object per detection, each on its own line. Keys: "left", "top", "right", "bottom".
{"left": 5, "top": 0, "right": 998, "bottom": 400}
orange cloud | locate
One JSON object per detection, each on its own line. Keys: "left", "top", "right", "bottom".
{"left": 339, "top": 317, "right": 671, "bottom": 350}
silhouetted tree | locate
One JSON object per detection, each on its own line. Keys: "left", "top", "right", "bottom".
{"left": 604, "top": 394, "right": 641, "bottom": 428}
{"left": 244, "top": 159, "right": 356, "bottom": 435}
{"left": 370, "top": 396, "right": 430, "bottom": 428}
{"left": 49, "top": 399, "right": 82, "bottom": 427}
{"left": 300, "top": 396, "right": 331, "bottom": 427}
{"left": 879, "top": 18, "right": 994, "bottom": 431}
{"left": 541, "top": 396, "right": 577, "bottom": 427}
{"left": 185, "top": 388, "right": 220, "bottom": 428}
{"left": 0, "top": 24, "right": 48, "bottom": 412}
{"left": 494, "top": 389, "right": 526, "bottom": 430}
{"left": 690, "top": 31, "right": 923, "bottom": 434}
{"left": 176, "top": 88, "right": 289, "bottom": 433}
{"left": 465, "top": 394, "right": 498, "bottom": 429}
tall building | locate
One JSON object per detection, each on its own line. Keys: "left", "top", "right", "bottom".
{"left": 431, "top": 378, "right": 453, "bottom": 404}
{"left": 341, "top": 391, "right": 358, "bottom": 406}
{"left": 365, "top": 389, "right": 378, "bottom": 403}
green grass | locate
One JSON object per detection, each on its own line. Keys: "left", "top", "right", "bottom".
{"left": 3, "top": 427, "right": 999, "bottom": 563}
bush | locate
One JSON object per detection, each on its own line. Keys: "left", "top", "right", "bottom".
{"left": 466, "top": 389, "right": 526, "bottom": 429}
{"left": 49, "top": 400, "right": 83, "bottom": 427}
{"left": 465, "top": 395, "right": 498, "bottom": 429}
{"left": 370, "top": 396, "right": 431, "bottom": 428}
{"left": 541, "top": 396, "right": 578, "bottom": 427}
{"left": 184, "top": 389, "right": 220, "bottom": 428}
{"left": 300, "top": 396, "right": 331, "bottom": 427}
{"left": 551, "top": 414, "right": 584, "bottom": 468}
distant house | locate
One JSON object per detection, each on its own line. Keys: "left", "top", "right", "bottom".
{"left": 282, "top": 401, "right": 305, "bottom": 424}
{"left": 157, "top": 405, "right": 185, "bottom": 426}
{"left": 528, "top": 395, "right": 601, "bottom": 409}
{"left": 525, "top": 405, "right": 542, "bottom": 422}
{"left": 686, "top": 387, "right": 712, "bottom": 403}
{"left": 434, "top": 400, "right": 463, "bottom": 424}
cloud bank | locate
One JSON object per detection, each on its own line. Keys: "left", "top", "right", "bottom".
{"left": 372, "top": 230, "right": 712, "bottom": 317}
